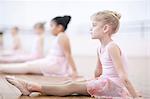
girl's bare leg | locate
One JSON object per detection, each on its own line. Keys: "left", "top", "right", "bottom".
{"left": 0, "top": 59, "right": 45, "bottom": 74}
{"left": 0, "top": 56, "right": 24, "bottom": 63}
{"left": 41, "top": 81, "right": 89, "bottom": 96}
{"left": 5, "top": 76, "right": 89, "bottom": 96}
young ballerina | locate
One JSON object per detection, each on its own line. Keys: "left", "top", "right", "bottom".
{"left": 0, "top": 23, "right": 45, "bottom": 63}
{"left": 30, "top": 22, "right": 45, "bottom": 59}
{"left": 0, "top": 26, "right": 22, "bottom": 56}
{"left": 11, "top": 26, "right": 22, "bottom": 52}
{"left": 0, "top": 15, "right": 78, "bottom": 78}
{"left": 8, "top": 26, "right": 22, "bottom": 54}
{"left": 5, "top": 11, "right": 142, "bottom": 98}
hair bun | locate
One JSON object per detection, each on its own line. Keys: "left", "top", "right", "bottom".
{"left": 112, "top": 11, "right": 121, "bottom": 20}
{"left": 63, "top": 15, "right": 71, "bottom": 24}
{"left": 51, "top": 15, "right": 72, "bottom": 31}
{"left": 34, "top": 22, "right": 45, "bottom": 29}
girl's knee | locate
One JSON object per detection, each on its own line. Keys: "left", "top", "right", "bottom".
{"left": 66, "top": 82, "right": 79, "bottom": 92}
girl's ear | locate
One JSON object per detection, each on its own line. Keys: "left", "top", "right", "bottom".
{"left": 58, "top": 25, "right": 64, "bottom": 31}
{"left": 103, "top": 24, "right": 110, "bottom": 33}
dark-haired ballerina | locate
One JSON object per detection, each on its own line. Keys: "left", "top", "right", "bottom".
{"left": 0, "top": 16, "right": 78, "bottom": 78}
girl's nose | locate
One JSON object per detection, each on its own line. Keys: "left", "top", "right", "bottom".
{"left": 90, "top": 28, "right": 93, "bottom": 34}
{"left": 90, "top": 28, "right": 92, "bottom": 32}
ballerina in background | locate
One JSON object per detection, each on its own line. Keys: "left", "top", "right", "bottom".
{"left": 0, "top": 15, "right": 78, "bottom": 78}
{"left": 1, "top": 26, "right": 23, "bottom": 55}
{"left": 10, "top": 26, "right": 22, "bottom": 53}
{"left": 0, "top": 23, "right": 45, "bottom": 63}
{"left": 30, "top": 22, "right": 45, "bottom": 59}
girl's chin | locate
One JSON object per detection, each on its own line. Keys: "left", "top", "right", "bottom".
{"left": 91, "top": 36, "right": 98, "bottom": 39}
{"left": 51, "top": 33, "right": 57, "bottom": 36}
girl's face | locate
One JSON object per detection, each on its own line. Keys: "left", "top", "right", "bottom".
{"left": 90, "top": 20, "right": 111, "bottom": 39}
{"left": 50, "top": 21, "right": 63, "bottom": 36}
{"left": 11, "top": 28, "right": 18, "bottom": 36}
{"left": 34, "top": 27, "right": 44, "bottom": 35}
{"left": 90, "top": 21, "right": 104, "bottom": 39}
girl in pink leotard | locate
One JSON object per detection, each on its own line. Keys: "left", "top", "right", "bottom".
{"left": 5, "top": 26, "right": 22, "bottom": 55}
{"left": 0, "top": 26, "right": 23, "bottom": 58}
{"left": 0, "top": 23, "right": 45, "bottom": 63}
{"left": 5, "top": 11, "right": 142, "bottom": 98}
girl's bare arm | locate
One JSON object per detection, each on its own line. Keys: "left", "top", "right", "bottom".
{"left": 58, "top": 34, "right": 78, "bottom": 78}
{"left": 95, "top": 50, "right": 102, "bottom": 77}
{"left": 108, "top": 44, "right": 139, "bottom": 98}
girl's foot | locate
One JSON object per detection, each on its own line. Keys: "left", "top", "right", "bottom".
{"left": 5, "top": 76, "right": 31, "bottom": 95}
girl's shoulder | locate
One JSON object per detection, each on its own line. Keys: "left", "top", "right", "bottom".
{"left": 107, "top": 42, "right": 122, "bottom": 55}
{"left": 57, "top": 33, "right": 69, "bottom": 40}
{"left": 107, "top": 41, "right": 119, "bottom": 49}
{"left": 98, "top": 41, "right": 120, "bottom": 51}
{"left": 56, "top": 33, "right": 70, "bottom": 45}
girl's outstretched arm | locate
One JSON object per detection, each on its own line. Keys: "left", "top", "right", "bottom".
{"left": 108, "top": 44, "right": 139, "bottom": 98}
{"left": 95, "top": 49, "right": 102, "bottom": 78}
{"left": 58, "top": 34, "right": 78, "bottom": 78}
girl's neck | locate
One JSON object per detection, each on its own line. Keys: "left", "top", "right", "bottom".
{"left": 12, "top": 34, "right": 18, "bottom": 37}
{"left": 99, "top": 36, "right": 112, "bottom": 48}
{"left": 36, "top": 33, "right": 43, "bottom": 36}
{"left": 56, "top": 32, "right": 64, "bottom": 36}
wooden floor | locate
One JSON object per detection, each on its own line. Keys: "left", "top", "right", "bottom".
{"left": 0, "top": 56, "right": 150, "bottom": 99}
{"left": 0, "top": 74, "right": 93, "bottom": 99}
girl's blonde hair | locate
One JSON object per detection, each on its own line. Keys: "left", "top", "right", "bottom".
{"left": 34, "top": 22, "right": 45, "bottom": 30}
{"left": 91, "top": 10, "right": 121, "bottom": 34}
{"left": 12, "top": 26, "right": 19, "bottom": 31}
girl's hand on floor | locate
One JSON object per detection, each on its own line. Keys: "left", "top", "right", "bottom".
{"left": 134, "top": 97, "right": 143, "bottom": 99}
{"left": 136, "top": 90, "right": 143, "bottom": 98}
{"left": 133, "top": 93, "right": 143, "bottom": 99}
{"left": 71, "top": 71, "right": 78, "bottom": 79}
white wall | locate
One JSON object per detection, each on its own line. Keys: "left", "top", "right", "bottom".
{"left": 0, "top": 0, "right": 148, "bottom": 28}
{"left": 0, "top": 0, "right": 149, "bottom": 57}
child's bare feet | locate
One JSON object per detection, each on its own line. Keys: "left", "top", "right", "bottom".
{"left": 5, "top": 76, "right": 31, "bottom": 95}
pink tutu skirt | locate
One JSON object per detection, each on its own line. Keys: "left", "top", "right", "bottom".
{"left": 39, "top": 56, "right": 70, "bottom": 77}
{"left": 86, "top": 76, "right": 131, "bottom": 98}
